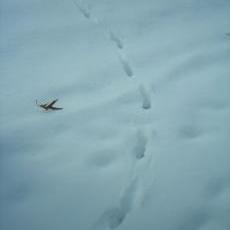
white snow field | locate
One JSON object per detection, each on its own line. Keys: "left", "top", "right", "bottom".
{"left": 1, "top": 0, "right": 230, "bottom": 229}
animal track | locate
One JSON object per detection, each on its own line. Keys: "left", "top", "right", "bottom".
{"left": 133, "top": 130, "right": 147, "bottom": 159}
{"left": 72, "top": 0, "right": 91, "bottom": 19}
{"left": 73, "top": 1, "right": 134, "bottom": 79}
{"left": 74, "top": 3, "right": 154, "bottom": 229}
{"left": 109, "top": 31, "right": 124, "bottom": 49}
{"left": 92, "top": 129, "right": 150, "bottom": 230}
{"left": 139, "top": 85, "right": 151, "bottom": 110}
{"left": 119, "top": 55, "right": 133, "bottom": 77}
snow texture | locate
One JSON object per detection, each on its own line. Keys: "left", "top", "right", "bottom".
{"left": 1, "top": 0, "right": 230, "bottom": 230}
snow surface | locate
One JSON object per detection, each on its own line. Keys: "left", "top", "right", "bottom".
{"left": 1, "top": 0, "right": 230, "bottom": 229}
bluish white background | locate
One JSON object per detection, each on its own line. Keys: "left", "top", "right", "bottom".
{"left": 1, "top": 0, "right": 230, "bottom": 229}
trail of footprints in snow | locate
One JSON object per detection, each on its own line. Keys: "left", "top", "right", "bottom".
{"left": 74, "top": 2, "right": 153, "bottom": 229}
{"left": 92, "top": 131, "right": 150, "bottom": 230}
{"left": 93, "top": 130, "right": 149, "bottom": 230}
{"left": 73, "top": 0, "right": 135, "bottom": 78}
{"left": 73, "top": 0, "right": 152, "bottom": 110}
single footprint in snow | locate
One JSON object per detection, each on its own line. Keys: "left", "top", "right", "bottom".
{"left": 133, "top": 130, "right": 147, "bottom": 159}
{"left": 72, "top": 0, "right": 91, "bottom": 19}
{"left": 109, "top": 31, "right": 124, "bottom": 49}
{"left": 139, "top": 85, "right": 151, "bottom": 110}
{"left": 118, "top": 55, "right": 133, "bottom": 77}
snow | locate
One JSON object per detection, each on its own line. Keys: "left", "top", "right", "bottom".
{"left": 0, "top": 0, "right": 230, "bottom": 229}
